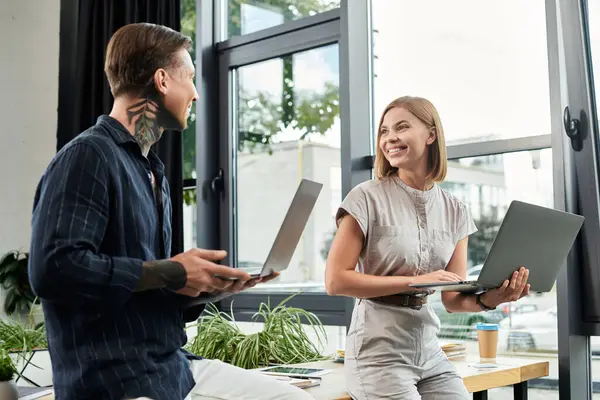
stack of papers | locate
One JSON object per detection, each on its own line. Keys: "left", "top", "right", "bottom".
{"left": 441, "top": 342, "right": 467, "bottom": 360}
{"left": 270, "top": 376, "right": 321, "bottom": 389}
{"left": 17, "top": 386, "right": 54, "bottom": 400}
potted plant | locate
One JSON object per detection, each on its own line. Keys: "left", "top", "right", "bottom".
{"left": 186, "top": 293, "right": 329, "bottom": 370}
{"left": 0, "top": 251, "right": 40, "bottom": 319}
{"left": 0, "top": 318, "right": 49, "bottom": 387}
{"left": 0, "top": 348, "right": 18, "bottom": 400}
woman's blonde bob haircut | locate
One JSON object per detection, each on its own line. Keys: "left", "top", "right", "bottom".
{"left": 374, "top": 96, "right": 448, "bottom": 182}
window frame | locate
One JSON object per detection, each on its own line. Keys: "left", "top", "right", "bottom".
{"left": 191, "top": 0, "right": 373, "bottom": 327}
{"left": 189, "top": 5, "right": 597, "bottom": 396}
{"left": 202, "top": 0, "right": 557, "bottom": 326}
{"left": 552, "top": 0, "right": 600, "bottom": 397}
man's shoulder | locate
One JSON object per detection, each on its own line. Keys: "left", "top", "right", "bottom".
{"left": 56, "top": 125, "right": 120, "bottom": 164}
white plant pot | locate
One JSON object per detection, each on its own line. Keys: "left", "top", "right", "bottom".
{"left": 9, "top": 349, "right": 52, "bottom": 388}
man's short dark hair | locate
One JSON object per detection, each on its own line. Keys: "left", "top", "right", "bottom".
{"left": 104, "top": 23, "right": 192, "bottom": 98}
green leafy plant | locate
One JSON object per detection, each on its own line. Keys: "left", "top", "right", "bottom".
{"left": 0, "top": 318, "right": 47, "bottom": 387}
{"left": 186, "top": 294, "right": 328, "bottom": 370}
{"left": 0, "top": 348, "right": 16, "bottom": 382}
{"left": 0, "top": 319, "right": 47, "bottom": 353}
{"left": 0, "top": 251, "right": 39, "bottom": 316}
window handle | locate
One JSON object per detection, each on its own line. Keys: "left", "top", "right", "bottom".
{"left": 563, "top": 106, "right": 584, "bottom": 151}
{"left": 210, "top": 168, "right": 225, "bottom": 195}
{"left": 201, "top": 168, "right": 225, "bottom": 202}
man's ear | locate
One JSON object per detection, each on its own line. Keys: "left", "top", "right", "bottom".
{"left": 152, "top": 69, "right": 169, "bottom": 95}
{"left": 426, "top": 127, "right": 437, "bottom": 145}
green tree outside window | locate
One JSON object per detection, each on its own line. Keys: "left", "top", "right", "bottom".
{"left": 181, "top": 0, "right": 341, "bottom": 205}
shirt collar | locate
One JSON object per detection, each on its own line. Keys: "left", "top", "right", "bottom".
{"left": 97, "top": 115, "right": 135, "bottom": 145}
{"left": 97, "top": 115, "right": 165, "bottom": 173}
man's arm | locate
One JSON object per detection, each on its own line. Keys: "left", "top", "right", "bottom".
{"left": 28, "top": 142, "right": 183, "bottom": 307}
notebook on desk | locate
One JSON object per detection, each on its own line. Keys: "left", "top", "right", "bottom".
{"left": 17, "top": 386, "right": 54, "bottom": 400}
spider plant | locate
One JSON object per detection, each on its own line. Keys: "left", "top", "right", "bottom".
{"left": 0, "top": 348, "right": 16, "bottom": 382}
{"left": 187, "top": 293, "right": 328, "bottom": 370}
{"left": 0, "top": 319, "right": 47, "bottom": 354}
{"left": 0, "top": 316, "right": 47, "bottom": 387}
{"left": 0, "top": 348, "right": 18, "bottom": 400}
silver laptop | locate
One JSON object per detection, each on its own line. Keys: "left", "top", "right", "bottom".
{"left": 240, "top": 178, "right": 322, "bottom": 278}
{"left": 409, "top": 200, "right": 584, "bottom": 293}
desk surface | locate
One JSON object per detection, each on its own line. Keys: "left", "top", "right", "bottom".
{"left": 296, "top": 357, "right": 549, "bottom": 400}
{"left": 38, "top": 357, "right": 549, "bottom": 400}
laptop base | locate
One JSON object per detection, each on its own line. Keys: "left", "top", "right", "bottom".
{"left": 409, "top": 281, "right": 490, "bottom": 294}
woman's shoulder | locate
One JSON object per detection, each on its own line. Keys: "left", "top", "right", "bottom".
{"left": 436, "top": 185, "right": 470, "bottom": 217}
{"left": 350, "top": 177, "right": 394, "bottom": 196}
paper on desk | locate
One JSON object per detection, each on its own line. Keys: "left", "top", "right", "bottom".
{"left": 271, "top": 376, "right": 321, "bottom": 389}
{"left": 470, "top": 363, "right": 499, "bottom": 369}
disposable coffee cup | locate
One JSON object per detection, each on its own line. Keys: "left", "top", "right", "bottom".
{"left": 475, "top": 323, "right": 499, "bottom": 362}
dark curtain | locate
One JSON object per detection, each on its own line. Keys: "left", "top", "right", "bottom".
{"left": 57, "top": 0, "right": 184, "bottom": 255}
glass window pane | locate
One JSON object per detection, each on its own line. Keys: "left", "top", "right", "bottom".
{"left": 589, "top": 2, "right": 600, "bottom": 113}
{"left": 442, "top": 150, "right": 553, "bottom": 268}
{"left": 372, "top": 0, "right": 551, "bottom": 145}
{"left": 234, "top": 44, "right": 340, "bottom": 292}
{"left": 226, "top": 0, "right": 340, "bottom": 39}
{"left": 182, "top": 0, "right": 197, "bottom": 180}
{"left": 593, "top": 353, "right": 600, "bottom": 400}
{"left": 183, "top": 188, "right": 197, "bottom": 251}
{"left": 434, "top": 149, "right": 557, "bottom": 396}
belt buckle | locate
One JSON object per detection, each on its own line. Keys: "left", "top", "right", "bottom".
{"left": 401, "top": 296, "right": 410, "bottom": 307}
{"left": 408, "top": 295, "right": 424, "bottom": 310}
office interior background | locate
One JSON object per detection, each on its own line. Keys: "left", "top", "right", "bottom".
{"left": 3, "top": 0, "right": 600, "bottom": 398}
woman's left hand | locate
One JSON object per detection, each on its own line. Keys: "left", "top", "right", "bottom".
{"left": 481, "top": 267, "right": 530, "bottom": 308}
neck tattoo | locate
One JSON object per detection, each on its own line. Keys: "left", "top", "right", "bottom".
{"left": 126, "top": 96, "right": 164, "bottom": 157}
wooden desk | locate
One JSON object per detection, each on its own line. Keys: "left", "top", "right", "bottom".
{"left": 295, "top": 357, "right": 549, "bottom": 400}
{"left": 37, "top": 357, "right": 549, "bottom": 400}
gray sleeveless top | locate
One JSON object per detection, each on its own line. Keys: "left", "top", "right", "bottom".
{"left": 336, "top": 175, "right": 477, "bottom": 293}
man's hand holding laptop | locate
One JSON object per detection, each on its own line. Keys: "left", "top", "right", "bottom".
{"left": 168, "top": 248, "right": 279, "bottom": 297}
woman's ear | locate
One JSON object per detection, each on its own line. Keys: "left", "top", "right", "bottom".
{"left": 426, "top": 127, "right": 437, "bottom": 145}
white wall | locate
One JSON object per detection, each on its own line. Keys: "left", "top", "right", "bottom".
{"left": 0, "top": 0, "right": 60, "bottom": 255}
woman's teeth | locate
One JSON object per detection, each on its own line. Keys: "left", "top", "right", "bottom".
{"left": 388, "top": 147, "right": 406, "bottom": 154}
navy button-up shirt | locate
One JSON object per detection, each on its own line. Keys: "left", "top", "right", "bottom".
{"left": 29, "top": 116, "right": 203, "bottom": 400}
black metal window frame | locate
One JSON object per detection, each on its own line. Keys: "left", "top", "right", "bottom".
{"left": 199, "top": 0, "right": 557, "bottom": 328}
{"left": 188, "top": 5, "right": 600, "bottom": 398}
{"left": 188, "top": 0, "right": 375, "bottom": 327}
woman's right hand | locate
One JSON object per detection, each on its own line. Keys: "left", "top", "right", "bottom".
{"left": 412, "top": 269, "right": 463, "bottom": 285}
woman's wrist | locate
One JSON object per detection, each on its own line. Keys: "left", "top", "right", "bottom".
{"left": 479, "top": 292, "right": 498, "bottom": 309}
{"left": 390, "top": 275, "right": 418, "bottom": 293}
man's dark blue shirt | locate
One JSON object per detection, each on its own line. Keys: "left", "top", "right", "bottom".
{"left": 29, "top": 116, "right": 203, "bottom": 400}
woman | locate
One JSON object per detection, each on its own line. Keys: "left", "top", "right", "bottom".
{"left": 325, "top": 96, "right": 530, "bottom": 399}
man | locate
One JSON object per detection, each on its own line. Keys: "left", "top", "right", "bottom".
{"left": 29, "top": 23, "right": 313, "bottom": 400}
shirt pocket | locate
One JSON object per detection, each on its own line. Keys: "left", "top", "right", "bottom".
{"left": 431, "top": 229, "right": 457, "bottom": 271}
{"left": 368, "top": 225, "right": 419, "bottom": 275}
{"left": 372, "top": 225, "right": 405, "bottom": 236}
